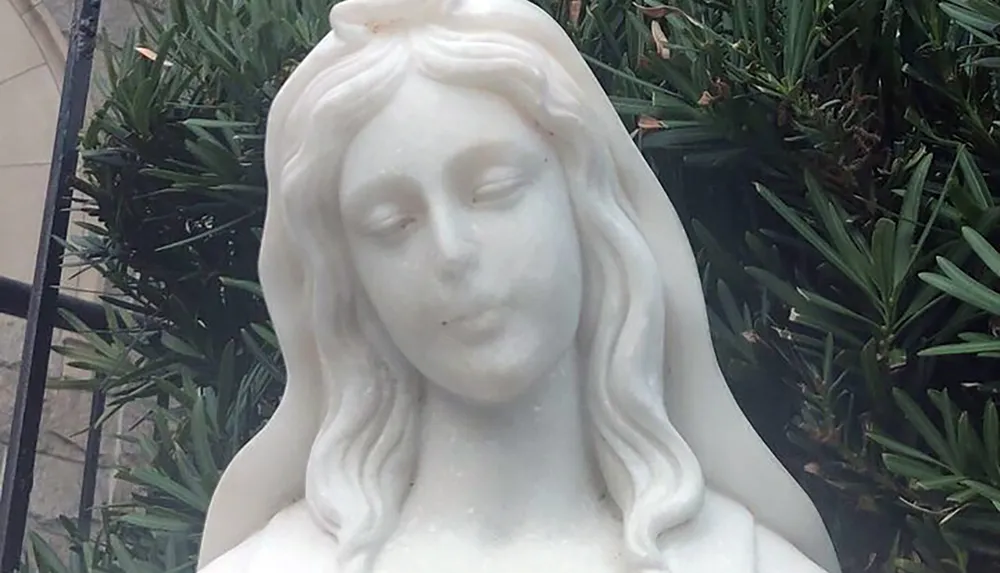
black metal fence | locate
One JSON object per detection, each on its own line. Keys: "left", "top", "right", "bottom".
{"left": 0, "top": 0, "right": 106, "bottom": 566}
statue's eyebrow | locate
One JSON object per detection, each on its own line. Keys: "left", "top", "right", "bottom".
{"left": 340, "top": 173, "right": 416, "bottom": 219}
{"left": 444, "top": 139, "right": 524, "bottom": 176}
{"left": 444, "top": 139, "right": 543, "bottom": 191}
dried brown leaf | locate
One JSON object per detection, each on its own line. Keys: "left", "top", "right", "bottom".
{"left": 634, "top": 3, "right": 676, "bottom": 18}
{"left": 569, "top": 0, "right": 582, "bottom": 26}
{"left": 638, "top": 115, "right": 665, "bottom": 130}
{"left": 650, "top": 20, "right": 671, "bottom": 59}
{"left": 135, "top": 46, "right": 174, "bottom": 67}
{"left": 711, "top": 78, "right": 731, "bottom": 100}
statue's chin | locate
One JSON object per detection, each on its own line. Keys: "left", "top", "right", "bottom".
{"left": 406, "top": 327, "right": 576, "bottom": 406}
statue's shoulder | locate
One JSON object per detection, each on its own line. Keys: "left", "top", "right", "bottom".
{"left": 663, "top": 490, "right": 828, "bottom": 573}
{"left": 659, "top": 489, "right": 755, "bottom": 572}
{"left": 754, "top": 521, "right": 828, "bottom": 573}
{"left": 198, "top": 501, "right": 339, "bottom": 573}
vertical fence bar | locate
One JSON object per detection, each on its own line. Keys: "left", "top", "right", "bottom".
{"left": 0, "top": 0, "right": 102, "bottom": 565}
{"left": 76, "top": 390, "right": 105, "bottom": 539}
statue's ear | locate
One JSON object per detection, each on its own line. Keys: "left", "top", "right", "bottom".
{"left": 199, "top": 206, "right": 323, "bottom": 568}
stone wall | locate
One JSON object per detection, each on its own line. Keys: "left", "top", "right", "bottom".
{"left": 0, "top": 0, "right": 146, "bottom": 558}
{"left": 0, "top": 317, "right": 116, "bottom": 550}
{"left": 0, "top": 221, "right": 121, "bottom": 556}
{"left": 43, "top": 0, "right": 155, "bottom": 49}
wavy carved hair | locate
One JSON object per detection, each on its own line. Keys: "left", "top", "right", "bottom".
{"left": 263, "top": 3, "right": 705, "bottom": 572}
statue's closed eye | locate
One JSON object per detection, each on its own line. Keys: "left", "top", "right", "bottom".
{"left": 362, "top": 203, "right": 415, "bottom": 237}
{"left": 471, "top": 166, "right": 530, "bottom": 206}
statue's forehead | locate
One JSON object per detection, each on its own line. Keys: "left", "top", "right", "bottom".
{"left": 340, "top": 74, "right": 545, "bottom": 192}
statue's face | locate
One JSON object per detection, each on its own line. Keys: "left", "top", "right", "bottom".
{"left": 340, "top": 74, "right": 583, "bottom": 403}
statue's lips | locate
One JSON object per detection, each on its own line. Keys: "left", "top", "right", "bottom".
{"left": 445, "top": 301, "right": 507, "bottom": 335}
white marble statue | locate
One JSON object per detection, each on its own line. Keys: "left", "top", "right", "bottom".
{"left": 196, "top": 0, "right": 842, "bottom": 571}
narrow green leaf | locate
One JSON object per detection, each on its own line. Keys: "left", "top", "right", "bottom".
{"left": 883, "top": 453, "right": 948, "bottom": 482}
{"left": 922, "top": 258, "right": 1000, "bottom": 315}
{"left": 716, "top": 280, "right": 744, "bottom": 332}
{"left": 871, "top": 217, "right": 897, "bottom": 300}
{"left": 160, "top": 332, "right": 203, "bottom": 359}
{"left": 126, "top": 466, "right": 206, "bottom": 510}
{"left": 861, "top": 338, "right": 888, "bottom": 408}
{"left": 188, "top": 402, "right": 222, "bottom": 492}
{"left": 641, "top": 127, "right": 726, "bottom": 150}
{"left": 956, "top": 145, "right": 992, "bottom": 209}
{"left": 940, "top": 2, "right": 1000, "bottom": 33}
{"left": 787, "top": 309, "right": 866, "bottom": 347}
{"left": 796, "top": 287, "right": 877, "bottom": 327}
{"left": 734, "top": 0, "right": 751, "bottom": 40}
{"left": 805, "top": 173, "right": 874, "bottom": 286}
{"left": 250, "top": 322, "right": 280, "bottom": 348}
{"left": 753, "top": 0, "right": 778, "bottom": 75}
{"left": 118, "top": 512, "right": 193, "bottom": 532}
{"left": 893, "top": 388, "right": 958, "bottom": 469}
{"left": 969, "top": 56, "right": 1000, "bottom": 68}
{"left": 919, "top": 340, "right": 1000, "bottom": 356}
{"left": 985, "top": 402, "right": 1000, "bottom": 481}
{"left": 963, "top": 226, "right": 1000, "bottom": 278}
{"left": 27, "top": 532, "right": 70, "bottom": 573}
{"left": 239, "top": 329, "right": 285, "bottom": 382}
{"left": 869, "top": 432, "right": 951, "bottom": 468}
{"left": 929, "top": 390, "right": 963, "bottom": 472}
{"left": 745, "top": 267, "right": 806, "bottom": 307}
{"left": 916, "top": 475, "right": 967, "bottom": 490}
{"left": 754, "top": 183, "right": 867, "bottom": 292}
{"left": 958, "top": 411, "right": 985, "bottom": 475}
{"left": 608, "top": 96, "right": 656, "bottom": 116}
{"left": 894, "top": 153, "right": 932, "bottom": 284}
{"left": 181, "top": 117, "right": 257, "bottom": 129}
{"left": 962, "top": 480, "right": 1000, "bottom": 511}
{"left": 219, "top": 276, "right": 264, "bottom": 297}
{"left": 110, "top": 534, "right": 141, "bottom": 573}
{"left": 171, "top": 442, "right": 211, "bottom": 506}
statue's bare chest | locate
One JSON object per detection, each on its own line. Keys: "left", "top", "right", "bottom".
{"left": 372, "top": 527, "right": 629, "bottom": 573}
{"left": 202, "top": 493, "right": 772, "bottom": 573}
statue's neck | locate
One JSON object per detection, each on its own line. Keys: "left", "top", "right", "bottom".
{"left": 400, "top": 348, "right": 609, "bottom": 538}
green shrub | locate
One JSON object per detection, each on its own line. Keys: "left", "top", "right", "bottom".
{"left": 548, "top": 0, "right": 1000, "bottom": 570}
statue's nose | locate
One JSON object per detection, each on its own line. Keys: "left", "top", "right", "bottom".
{"left": 431, "top": 212, "right": 478, "bottom": 281}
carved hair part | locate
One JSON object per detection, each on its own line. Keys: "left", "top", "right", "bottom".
{"left": 265, "top": 3, "right": 705, "bottom": 572}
